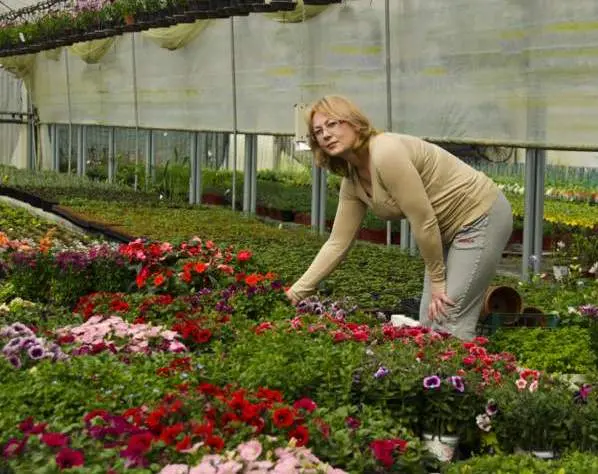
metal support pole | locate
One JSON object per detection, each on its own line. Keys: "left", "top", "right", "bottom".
{"left": 230, "top": 17, "right": 238, "bottom": 211}
{"left": 384, "top": 0, "right": 393, "bottom": 247}
{"left": 196, "top": 132, "right": 204, "bottom": 204}
{"left": 533, "top": 150, "right": 545, "bottom": 273}
{"left": 51, "top": 124, "right": 59, "bottom": 171}
{"left": 409, "top": 228, "right": 418, "bottom": 257}
{"left": 400, "top": 220, "right": 410, "bottom": 250}
{"left": 77, "top": 125, "right": 86, "bottom": 176}
{"left": 107, "top": 127, "right": 115, "bottom": 183}
{"left": 131, "top": 33, "right": 140, "bottom": 191}
{"left": 64, "top": 48, "right": 73, "bottom": 174}
{"left": 250, "top": 135, "right": 257, "bottom": 214}
{"left": 311, "top": 161, "right": 321, "bottom": 230}
{"left": 189, "top": 131, "right": 199, "bottom": 204}
{"left": 145, "top": 130, "right": 154, "bottom": 185}
{"left": 243, "top": 134, "right": 252, "bottom": 213}
{"left": 522, "top": 149, "right": 537, "bottom": 280}
{"left": 318, "top": 168, "right": 327, "bottom": 235}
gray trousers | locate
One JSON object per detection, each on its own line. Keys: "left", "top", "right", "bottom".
{"left": 419, "top": 192, "right": 513, "bottom": 340}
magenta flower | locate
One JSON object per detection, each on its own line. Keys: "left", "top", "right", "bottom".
{"left": 374, "top": 366, "right": 390, "bottom": 379}
{"left": 448, "top": 375, "right": 465, "bottom": 393}
{"left": 423, "top": 375, "right": 441, "bottom": 389}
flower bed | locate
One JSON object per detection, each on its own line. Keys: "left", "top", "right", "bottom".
{"left": 1, "top": 230, "right": 598, "bottom": 472}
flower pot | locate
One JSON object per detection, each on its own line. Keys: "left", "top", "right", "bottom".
{"left": 201, "top": 193, "right": 225, "bottom": 205}
{"left": 422, "top": 433, "right": 459, "bottom": 462}
{"left": 532, "top": 450, "right": 555, "bottom": 460}
{"left": 481, "top": 285, "right": 523, "bottom": 323}
{"left": 293, "top": 212, "right": 311, "bottom": 225}
{"left": 520, "top": 306, "right": 545, "bottom": 327}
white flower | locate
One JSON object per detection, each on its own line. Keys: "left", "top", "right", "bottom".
{"left": 476, "top": 414, "right": 492, "bottom": 432}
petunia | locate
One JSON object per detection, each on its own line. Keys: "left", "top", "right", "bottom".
{"left": 423, "top": 375, "right": 441, "bottom": 389}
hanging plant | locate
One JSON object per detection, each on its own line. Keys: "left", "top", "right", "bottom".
{"left": 264, "top": 0, "right": 330, "bottom": 23}
{"left": 141, "top": 19, "right": 211, "bottom": 50}
{"left": 69, "top": 37, "right": 116, "bottom": 64}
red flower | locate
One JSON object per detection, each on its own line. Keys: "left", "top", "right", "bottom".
{"left": 256, "top": 388, "right": 283, "bottom": 404}
{"left": 272, "top": 408, "right": 294, "bottom": 428}
{"left": 160, "top": 423, "right": 184, "bottom": 445}
{"left": 194, "top": 262, "right": 208, "bottom": 273}
{"left": 191, "top": 421, "right": 214, "bottom": 438}
{"left": 3, "top": 438, "right": 27, "bottom": 458}
{"left": 370, "top": 439, "right": 408, "bottom": 468}
{"left": 244, "top": 274, "right": 260, "bottom": 287}
{"left": 197, "top": 382, "right": 221, "bottom": 396}
{"left": 237, "top": 250, "right": 252, "bottom": 262}
{"left": 57, "top": 334, "right": 75, "bottom": 345}
{"left": 254, "top": 322, "right": 274, "bottom": 335}
{"left": 55, "top": 447, "right": 84, "bottom": 469}
{"left": 110, "top": 300, "right": 130, "bottom": 312}
{"left": 205, "top": 435, "right": 225, "bottom": 452}
{"left": 288, "top": 425, "right": 309, "bottom": 447}
{"left": 154, "top": 273, "right": 166, "bottom": 287}
{"left": 175, "top": 435, "right": 192, "bottom": 452}
{"left": 241, "top": 403, "right": 262, "bottom": 422}
{"left": 41, "top": 432, "right": 69, "bottom": 448}
{"left": 293, "top": 398, "right": 317, "bottom": 413}
{"left": 193, "top": 328, "right": 212, "bottom": 344}
{"left": 332, "top": 331, "right": 351, "bottom": 343}
{"left": 18, "top": 417, "right": 46, "bottom": 434}
{"left": 136, "top": 266, "right": 151, "bottom": 289}
{"left": 126, "top": 432, "right": 153, "bottom": 455}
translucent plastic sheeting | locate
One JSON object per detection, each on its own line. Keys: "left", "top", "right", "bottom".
{"left": 0, "top": 70, "right": 24, "bottom": 164}
{"left": 28, "top": 0, "right": 598, "bottom": 148}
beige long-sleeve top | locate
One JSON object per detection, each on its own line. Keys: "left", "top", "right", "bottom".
{"left": 289, "top": 132, "right": 499, "bottom": 300}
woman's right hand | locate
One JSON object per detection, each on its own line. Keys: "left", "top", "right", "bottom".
{"left": 285, "top": 288, "right": 300, "bottom": 305}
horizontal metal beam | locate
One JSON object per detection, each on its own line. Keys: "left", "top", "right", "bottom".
{"left": 0, "top": 118, "right": 26, "bottom": 124}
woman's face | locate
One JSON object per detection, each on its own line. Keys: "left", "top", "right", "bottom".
{"left": 312, "top": 112, "right": 359, "bottom": 157}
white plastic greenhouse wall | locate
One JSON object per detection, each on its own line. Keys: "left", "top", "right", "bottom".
{"left": 1, "top": 0, "right": 598, "bottom": 168}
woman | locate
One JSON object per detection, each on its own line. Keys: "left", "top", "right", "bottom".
{"left": 285, "top": 95, "right": 513, "bottom": 341}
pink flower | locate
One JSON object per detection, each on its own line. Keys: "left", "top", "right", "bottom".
{"left": 189, "top": 463, "right": 217, "bottom": 474}
{"left": 41, "top": 432, "right": 69, "bottom": 448}
{"left": 515, "top": 378, "right": 527, "bottom": 391}
{"left": 271, "top": 457, "right": 298, "bottom": 473}
{"left": 168, "top": 340, "right": 188, "bottom": 353}
{"left": 55, "top": 447, "right": 84, "bottom": 469}
{"left": 215, "top": 461, "right": 242, "bottom": 474}
{"left": 237, "top": 440, "right": 262, "bottom": 461}
{"left": 159, "top": 465, "right": 191, "bottom": 474}
{"left": 293, "top": 397, "right": 317, "bottom": 413}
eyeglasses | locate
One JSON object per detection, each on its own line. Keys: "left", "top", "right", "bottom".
{"left": 312, "top": 119, "right": 343, "bottom": 138}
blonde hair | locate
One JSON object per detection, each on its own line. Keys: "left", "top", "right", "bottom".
{"left": 306, "top": 95, "right": 379, "bottom": 176}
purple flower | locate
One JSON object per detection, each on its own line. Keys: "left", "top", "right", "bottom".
{"left": 448, "top": 375, "right": 465, "bottom": 393}
{"left": 574, "top": 384, "right": 593, "bottom": 404}
{"left": 423, "top": 375, "right": 441, "bottom": 389}
{"left": 580, "top": 304, "right": 598, "bottom": 319}
{"left": 3, "top": 337, "right": 23, "bottom": 354}
{"left": 20, "top": 338, "right": 38, "bottom": 350}
{"left": 27, "top": 345, "right": 45, "bottom": 360}
{"left": 7, "top": 354, "right": 21, "bottom": 369}
{"left": 345, "top": 417, "right": 361, "bottom": 430}
{"left": 374, "top": 366, "right": 390, "bottom": 379}
{"left": 485, "top": 399, "right": 498, "bottom": 416}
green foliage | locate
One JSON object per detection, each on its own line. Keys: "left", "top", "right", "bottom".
{"left": 199, "top": 329, "right": 365, "bottom": 405}
{"left": 488, "top": 327, "right": 597, "bottom": 374}
{"left": 445, "top": 452, "right": 598, "bottom": 474}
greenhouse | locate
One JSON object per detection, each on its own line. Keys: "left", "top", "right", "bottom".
{"left": 1, "top": 0, "right": 598, "bottom": 472}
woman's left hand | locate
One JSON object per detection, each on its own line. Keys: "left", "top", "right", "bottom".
{"left": 428, "top": 291, "right": 456, "bottom": 322}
